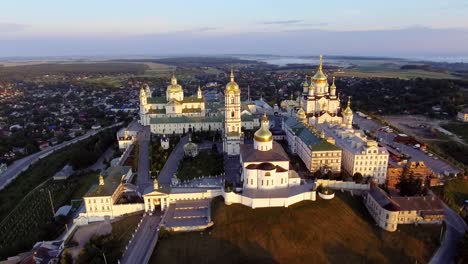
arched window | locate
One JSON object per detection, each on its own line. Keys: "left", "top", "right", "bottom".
{"left": 231, "top": 111, "right": 235, "bottom": 117}
{"left": 231, "top": 96, "right": 234, "bottom": 104}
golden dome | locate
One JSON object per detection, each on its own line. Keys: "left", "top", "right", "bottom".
{"left": 226, "top": 67, "right": 240, "bottom": 94}
{"left": 343, "top": 96, "right": 353, "bottom": 115}
{"left": 167, "top": 74, "right": 183, "bottom": 93}
{"left": 297, "top": 107, "right": 306, "bottom": 119}
{"left": 254, "top": 114, "right": 272, "bottom": 142}
{"left": 312, "top": 55, "right": 327, "bottom": 81}
{"left": 330, "top": 76, "right": 337, "bottom": 90}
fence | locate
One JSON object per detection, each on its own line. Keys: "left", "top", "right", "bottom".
{"left": 315, "top": 179, "right": 369, "bottom": 191}
{"left": 223, "top": 189, "right": 315, "bottom": 208}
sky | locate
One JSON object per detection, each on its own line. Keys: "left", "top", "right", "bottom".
{"left": 1, "top": 0, "right": 468, "bottom": 58}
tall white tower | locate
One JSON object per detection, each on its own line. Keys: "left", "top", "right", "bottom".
{"left": 342, "top": 96, "right": 353, "bottom": 129}
{"left": 223, "top": 67, "right": 241, "bottom": 155}
{"left": 139, "top": 85, "right": 148, "bottom": 125}
{"left": 197, "top": 85, "right": 203, "bottom": 99}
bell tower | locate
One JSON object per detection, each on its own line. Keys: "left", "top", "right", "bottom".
{"left": 223, "top": 67, "right": 241, "bottom": 156}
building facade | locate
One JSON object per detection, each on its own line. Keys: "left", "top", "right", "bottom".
{"left": 317, "top": 98, "right": 389, "bottom": 183}
{"left": 82, "top": 166, "right": 144, "bottom": 220}
{"left": 283, "top": 116, "right": 342, "bottom": 173}
{"left": 364, "top": 186, "right": 444, "bottom": 232}
{"left": 240, "top": 114, "right": 301, "bottom": 190}
{"left": 139, "top": 72, "right": 258, "bottom": 156}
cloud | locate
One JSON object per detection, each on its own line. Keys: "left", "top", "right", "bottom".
{"left": 165, "top": 27, "right": 221, "bottom": 34}
{"left": 261, "top": 20, "right": 303, "bottom": 25}
{"left": 298, "top": 22, "right": 329, "bottom": 27}
{"left": 0, "top": 23, "right": 30, "bottom": 32}
{"left": 194, "top": 27, "right": 220, "bottom": 32}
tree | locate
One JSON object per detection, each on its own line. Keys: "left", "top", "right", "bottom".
{"left": 314, "top": 170, "right": 323, "bottom": 179}
{"left": 397, "top": 172, "right": 424, "bottom": 196}
{"left": 353, "top": 172, "right": 363, "bottom": 183}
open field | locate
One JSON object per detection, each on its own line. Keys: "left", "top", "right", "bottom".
{"left": 335, "top": 68, "right": 459, "bottom": 80}
{"left": 80, "top": 75, "right": 129, "bottom": 88}
{"left": 150, "top": 193, "right": 441, "bottom": 264}
{"left": 140, "top": 62, "right": 176, "bottom": 77}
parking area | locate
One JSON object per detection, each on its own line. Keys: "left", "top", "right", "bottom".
{"left": 353, "top": 114, "right": 459, "bottom": 175}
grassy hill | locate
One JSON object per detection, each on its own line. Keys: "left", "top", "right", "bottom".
{"left": 150, "top": 193, "right": 441, "bottom": 264}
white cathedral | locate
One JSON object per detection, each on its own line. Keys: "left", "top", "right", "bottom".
{"left": 240, "top": 114, "right": 301, "bottom": 190}
{"left": 138, "top": 68, "right": 255, "bottom": 156}
{"left": 299, "top": 55, "right": 343, "bottom": 125}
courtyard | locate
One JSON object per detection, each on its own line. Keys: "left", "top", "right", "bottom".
{"left": 177, "top": 148, "right": 224, "bottom": 181}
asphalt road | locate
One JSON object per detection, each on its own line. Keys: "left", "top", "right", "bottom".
{"left": 353, "top": 114, "right": 458, "bottom": 175}
{"left": 0, "top": 122, "right": 123, "bottom": 190}
{"left": 158, "top": 135, "right": 188, "bottom": 186}
{"left": 121, "top": 214, "right": 161, "bottom": 264}
{"left": 429, "top": 201, "right": 468, "bottom": 264}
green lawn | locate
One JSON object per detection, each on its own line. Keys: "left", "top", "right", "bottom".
{"left": 433, "top": 178, "right": 468, "bottom": 221}
{"left": 176, "top": 149, "right": 224, "bottom": 181}
{"left": 150, "top": 193, "right": 441, "bottom": 264}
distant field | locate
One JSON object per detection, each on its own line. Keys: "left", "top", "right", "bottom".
{"left": 140, "top": 62, "right": 175, "bottom": 77}
{"left": 335, "top": 69, "right": 459, "bottom": 80}
{"left": 0, "top": 62, "right": 148, "bottom": 80}
{"left": 151, "top": 193, "right": 440, "bottom": 264}
{"left": 81, "top": 75, "right": 129, "bottom": 88}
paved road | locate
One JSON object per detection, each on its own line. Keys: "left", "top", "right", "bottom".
{"left": 429, "top": 201, "right": 468, "bottom": 264}
{"left": 121, "top": 214, "right": 161, "bottom": 264}
{"left": 0, "top": 122, "right": 123, "bottom": 190}
{"left": 158, "top": 135, "right": 188, "bottom": 186}
{"left": 353, "top": 114, "right": 458, "bottom": 175}
{"left": 137, "top": 126, "right": 152, "bottom": 193}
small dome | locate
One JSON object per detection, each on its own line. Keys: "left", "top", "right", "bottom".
{"left": 226, "top": 68, "right": 240, "bottom": 94}
{"left": 254, "top": 114, "right": 272, "bottom": 142}
{"left": 167, "top": 74, "right": 183, "bottom": 93}
{"left": 312, "top": 55, "right": 327, "bottom": 82}
{"left": 184, "top": 141, "right": 197, "bottom": 151}
{"left": 312, "top": 70, "right": 327, "bottom": 81}
{"left": 343, "top": 96, "right": 353, "bottom": 116}
{"left": 183, "top": 135, "right": 198, "bottom": 157}
{"left": 296, "top": 107, "right": 306, "bottom": 119}
{"left": 330, "top": 76, "right": 337, "bottom": 90}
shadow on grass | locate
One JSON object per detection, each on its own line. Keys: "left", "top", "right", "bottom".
{"left": 150, "top": 234, "right": 278, "bottom": 264}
